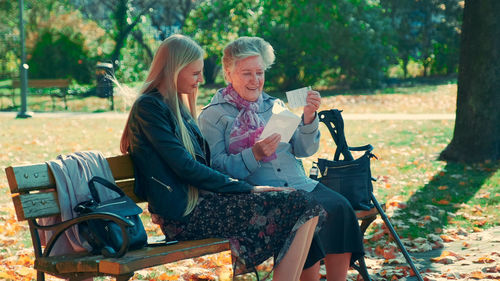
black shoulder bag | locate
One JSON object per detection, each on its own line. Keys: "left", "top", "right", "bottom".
{"left": 74, "top": 176, "right": 148, "bottom": 257}
{"left": 312, "top": 109, "right": 376, "bottom": 211}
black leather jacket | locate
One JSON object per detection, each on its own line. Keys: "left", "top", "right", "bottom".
{"left": 128, "top": 91, "right": 254, "bottom": 221}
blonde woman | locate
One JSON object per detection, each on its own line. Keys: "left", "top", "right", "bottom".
{"left": 120, "top": 34, "right": 325, "bottom": 280}
{"left": 198, "top": 37, "right": 365, "bottom": 281}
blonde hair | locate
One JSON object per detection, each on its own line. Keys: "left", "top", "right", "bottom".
{"left": 222, "top": 36, "right": 275, "bottom": 81}
{"left": 121, "top": 34, "right": 203, "bottom": 216}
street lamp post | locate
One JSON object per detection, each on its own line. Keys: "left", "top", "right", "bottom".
{"left": 17, "top": 0, "right": 32, "bottom": 118}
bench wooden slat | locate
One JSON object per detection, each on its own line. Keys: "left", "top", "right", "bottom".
{"left": 35, "top": 239, "right": 230, "bottom": 275}
{"left": 12, "top": 79, "right": 71, "bottom": 89}
{"left": 7, "top": 155, "right": 135, "bottom": 193}
{"left": 107, "top": 155, "right": 134, "bottom": 180}
{"left": 100, "top": 239, "right": 230, "bottom": 275}
{"left": 115, "top": 179, "right": 144, "bottom": 203}
{"left": 12, "top": 181, "right": 142, "bottom": 221}
{"left": 13, "top": 192, "right": 60, "bottom": 220}
{"left": 6, "top": 164, "right": 55, "bottom": 193}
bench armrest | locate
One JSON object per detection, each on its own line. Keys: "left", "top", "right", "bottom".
{"left": 35, "top": 212, "right": 134, "bottom": 257}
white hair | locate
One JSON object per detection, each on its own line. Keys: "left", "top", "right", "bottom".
{"left": 222, "top": 37, "right": 275, "bottom": 78}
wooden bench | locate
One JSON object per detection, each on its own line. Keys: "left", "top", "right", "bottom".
{"left": 5, "top": 154, "right": 231, "bottom": 281}
{"left": 11, "top": 78, "right": 71, "bottom": 110}
{"left": 0, "top": 82, "right": 14, "bottom": 109}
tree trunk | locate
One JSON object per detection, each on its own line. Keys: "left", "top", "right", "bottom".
{"left": 203, "top": 55, "right": 220, "bottom": 86}
{"left": 439, "top": 0, "right": 500, "bottom": 163}
{"left": 401, "top": 55, "right": 409, "bottom": 79}
{"left": 110, "top": 0, "right": 128, "bottom": 69}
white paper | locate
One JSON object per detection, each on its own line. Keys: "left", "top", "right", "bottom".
{"left": 260, "top": 104, "right": 301, "bottom": 143}
{"left": 286, "top": 86, "right": 311, "bottom": 108}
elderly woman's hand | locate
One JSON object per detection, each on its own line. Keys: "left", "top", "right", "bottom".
{"left": 252, "top": 133, "right": 281, "bottom": 161}
{"left": 303, "top": 90, "right": 321, "bottom": 124}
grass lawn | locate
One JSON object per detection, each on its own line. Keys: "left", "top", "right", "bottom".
{"left": 0, "top": 81, "right": 498, "bottom": 280}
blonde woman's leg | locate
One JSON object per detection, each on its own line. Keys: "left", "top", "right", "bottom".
{"left": 273, "top": 216, "right": 318, "bottom": 281}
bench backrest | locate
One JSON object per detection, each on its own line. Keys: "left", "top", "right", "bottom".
{"left": 12, "top": 79, "right": 71, "bottom": 89}
{"left": 5, "top": 154, "right": 141, "bottom": 222}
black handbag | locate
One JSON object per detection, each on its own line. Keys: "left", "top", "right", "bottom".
{"left": 312, "top": 109, "right": 376, "bottom": 211}
{"left": 74, "top": 176, "right": 148, "bottom": 258}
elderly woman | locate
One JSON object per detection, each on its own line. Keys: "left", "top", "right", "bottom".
{"left": 120, "top": 34, "right": 325, "bottom": 281}
{"left": 198, "top": 37, "right": 364, "bottom": 281}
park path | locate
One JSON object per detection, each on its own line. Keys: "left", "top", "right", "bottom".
{"left": 0, "top": 111, "right": 456, "bottom": 120}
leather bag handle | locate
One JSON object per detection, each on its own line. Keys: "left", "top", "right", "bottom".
{"left": 88, "top": 176, "right": 125, "bottom": 203}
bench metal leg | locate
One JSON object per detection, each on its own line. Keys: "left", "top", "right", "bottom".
{"left": 352, "top": 256, "right": 371, "bottom": 281}
{"left": 371, "top": 194, "right": 424, "bottom": 281}
{"left": 51, "top": 95, "right": 56, "bottom": 111}
{"left": 63, "top": 94, "right": 68, "bottom": 110}
{"left": 36, "top": 270, "right": 45, "bottom": 281}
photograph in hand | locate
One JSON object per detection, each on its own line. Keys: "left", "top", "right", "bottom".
{"left": 260, "top": 103, "right": 301, "bottom": 143}
{"left": 286, "top": 86, "right": 312, "bottom": 108}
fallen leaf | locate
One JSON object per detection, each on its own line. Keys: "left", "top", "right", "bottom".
{"left": 430, "top": 256, "right": 454, "bottom": 264}
{"left": 473, "top": 256, "right": 495, "bottom": 264}
{"left": 435, "top": 199, "right": 450, "bottom": 205}
{"left": 484, "top": 265, "right": 500, "bottom": 273}
{"left": 469, "top": 271, "right": 486, "bottom": 279}
{"left": 440, "top": 234, "right": 455, "bottom": 242}
{"left": 472, "top": 227, "right": 483, "bottom": 232}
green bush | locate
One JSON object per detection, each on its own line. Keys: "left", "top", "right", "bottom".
{"left": 28, "top": 30, "right": 93, "bottom": 84}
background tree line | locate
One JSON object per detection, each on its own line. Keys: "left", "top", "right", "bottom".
{"left": 1, "top": 0, "right": 463, "bottom": 90}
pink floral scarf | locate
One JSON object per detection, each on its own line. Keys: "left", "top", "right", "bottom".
{"left": 222, "top": 84, "right": 276, "bottom": 162}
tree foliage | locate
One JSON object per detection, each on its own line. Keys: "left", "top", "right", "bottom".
{"left": 1, "top": 0, "right": 463, "bottom": 89}
{"left": 185, "top": 0, "right": 395, "bottom": 90}
{"left": 380, "top": 0, "right": 463, "bottom": 77}
{"left": 28, "top": 31, "right": 93, "bottom": 83}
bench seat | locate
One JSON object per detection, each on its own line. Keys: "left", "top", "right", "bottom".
{"left": 35, "top": 238, "right": 229, "bottom": 279}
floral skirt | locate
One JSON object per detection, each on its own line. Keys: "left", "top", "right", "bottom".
{"left": 152, "top": 190, "right": 325, "bottom": 276}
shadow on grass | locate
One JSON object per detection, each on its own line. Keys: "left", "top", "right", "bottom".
{"left": 397, "top": 160, "right": 499, "bottom": 265}
{"left": 404, "top": 160, "right": 499, "bottom": 236}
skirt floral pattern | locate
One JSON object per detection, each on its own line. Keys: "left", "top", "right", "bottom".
{"left": 151, "top": 189, "right": 325, "bottom": 276}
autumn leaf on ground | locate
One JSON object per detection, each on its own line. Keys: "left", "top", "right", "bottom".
{"left": 469, "top": 271, "right": 486, "bottom": 279}
{"left": 157, "top": 273, "right": 181, "bottom": 280}
{"left": 439, "top": 234, "right": 455, "bottom": 242}
{"left": 484, "top": 265, "right": 500, "bottom": 273}
{"left": 434, "top": 199, "right": 450, "bottom": 205}
{"left": 430, "top": 250, "right": 465, "bottom": 264}
{"left": 430, "top": 256, "right": 455, "bottom": 264}
{"left": 472, "top": 256, "right": 495, "bottom": 263}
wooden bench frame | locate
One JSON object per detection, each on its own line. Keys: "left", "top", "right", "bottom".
{"left": 11, "top": 78, "right": 71, "bottom": 110}
{"left": 5, "top": 154, "right": 230, "bottom": 281}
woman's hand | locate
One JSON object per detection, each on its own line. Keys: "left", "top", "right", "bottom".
{"left": 252, "top": 133, "right": 281, "bottom": 161}
{"left": 303, "top": 90, "right": 321, "bottom": 124}
{"left": 252, "top": 186, "right": 295, "bottom": 193}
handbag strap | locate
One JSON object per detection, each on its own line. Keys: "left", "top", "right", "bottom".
{"left": 88, "top": 176, "right": 125, "bottom": 203}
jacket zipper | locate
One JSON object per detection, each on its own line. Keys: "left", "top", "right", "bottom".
{"left": 151, "top": 176, "right": 173, "bottom": 192}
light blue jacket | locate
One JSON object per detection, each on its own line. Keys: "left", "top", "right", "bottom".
{"left": 198, "top": 89, "right": 320, "bottom": 192}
